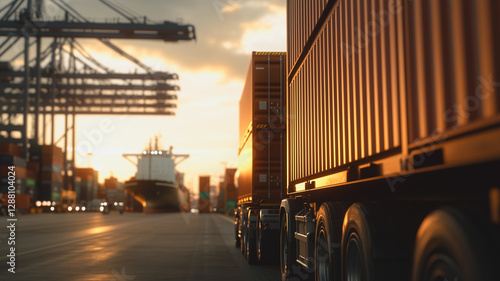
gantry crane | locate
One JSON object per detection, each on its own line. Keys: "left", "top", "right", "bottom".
{"left": 0, "top": 0, "right": 196, "bottom": 193}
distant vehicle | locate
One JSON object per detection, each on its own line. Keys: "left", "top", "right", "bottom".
{"left": 100, "top": 201, "right": 124, "bottom": 215}
{"left": 113, "top": 201, "right": 125, "bottom": 214}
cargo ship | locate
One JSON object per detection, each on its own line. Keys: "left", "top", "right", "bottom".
{"left": 122, "top": 142, "right": 190, "bottom": 213}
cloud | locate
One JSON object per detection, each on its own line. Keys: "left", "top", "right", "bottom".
{"left": 238, "top": 11, "right": 286, "bottom": 54}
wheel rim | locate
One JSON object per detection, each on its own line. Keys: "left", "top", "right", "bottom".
{"left": 422, "top": 253, "right": 462, "bottom": 281}
{"left": 316, "top": 228, "right": 330, "bottom": 281}
{"left": 345, "top": 233, "right": 363, "bottom": 281}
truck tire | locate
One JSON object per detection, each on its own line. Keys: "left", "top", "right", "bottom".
{"left": 315, "top": 202, "right": 346, "bottom": 281}
{"left": 241, "top": 228, "right": 246, "bottom": 256}
{"left": 246, "top": 227, "right": 258, "bottom": 265}
{"left": 257, "top": 215, "right": 266, "bottom": 264}
{"left": 412, "top": 207, "right": 498, "bottom": 281}
{"left": 235, "top": 229, "right": 241, "bottom": 248}
{"left": 341, "top": 203, "right": 374, "bottom": 281}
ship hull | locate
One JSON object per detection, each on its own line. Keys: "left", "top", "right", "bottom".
{"left": 124, "top": 180, "right": 190, "bottom": 213}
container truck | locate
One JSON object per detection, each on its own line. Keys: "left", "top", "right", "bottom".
{"left": 279, "top": 0, "right": 500, "bottom": 281}
{"left": 236, "top": 51, "right": 287, "bottom": 264}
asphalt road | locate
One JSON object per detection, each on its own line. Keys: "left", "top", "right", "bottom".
{"left": 0, "top": 212, "right": 280, "bottom": 281}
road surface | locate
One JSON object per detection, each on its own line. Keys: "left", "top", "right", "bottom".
{"left": 0, "top": 212, "right": 280, "bottom": 280}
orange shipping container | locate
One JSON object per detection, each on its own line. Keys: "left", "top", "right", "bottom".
{"left": 238, "top": 52, "right": 287, "bottom": 204}
{"left": 0, "top": 166, "right": 26, "bottom": 179}
{"left": 27, "top": 161, "right": 40, "bottom": 172}
{"left": 41, "top": 171, "right": 63, "bottom": 182}
{"left": 42, "top": 145, "right": 63, "bottom": 156}
{"left": 3, "top": 194, "right": 30, "bottom": 209}
{"left": 41, "top": 154, "right": 64, "bottom": 166}
{"left": 0, "top": 143, "right": 22, "bottom": 157}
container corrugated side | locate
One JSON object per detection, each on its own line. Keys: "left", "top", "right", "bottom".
{"left": 238, "top": 52, "right": 287, "bottom": 203}
{"left": 405, "top": 0, "right": 500, "bottom": 145}
{"left": 287, "top": 0, "right": 403, "bottom": 185}
{"left": 287, "top": 0, "right": 331, "bottom": 75}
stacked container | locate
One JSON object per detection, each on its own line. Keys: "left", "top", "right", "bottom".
{"left": 222, "top": 168, "right": 237, "bottom": 213}
{"left": 25, "top": 160, "right": 39, "bottom": 201}
{"left": 198, "top": 175, "right": 211, "bottom": 213}
{"left": 0, "top": 143, "right": 31, "bottom": 211}
{"left": 34, "top": 145, "right": 64, "bottom": 202}
{"left": 75, "top": 168, "right": 98, "bottom": 202}
{"left": 0, "top": 143, "right": 25, "bottom": 194}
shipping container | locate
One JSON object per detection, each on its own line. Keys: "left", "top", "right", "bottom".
{"left": 41, "top": 154, "right": 64, "bottom": 166}
{"left": 41, "top": 171, "right": 63, "bottom": 182}
{"left": 0, "top": 143, "right": 22, "bottom": 157}
{"left": 26, "top": 161, "right": 40, "bottom": 172}
{"left": 0, "top": 177, "right": 24, "bottom": 194}
{"left": 38, "top": 180, "right": 63, "bottom": 201}
{"left": 2, "top": 193, "right": 30, "bottom": 209}
{"left": 198, "top": 175, "right": 211, "bottom": 213}
{"left": 238, "top": 51, "right": 287, "bottom": 204}
{"left": 0, "top": 155, "right": 26, "bottom": 167}
{"left": 0, "top": 166, "right": 26, "bottom": 179}
{"left": 280, "top": 1, "right": 500, "bottom": 280}
{"left": 41, "top": 144, "right": 63, "bottom": 156}
{"left": 42, "top": 164, "right": 63, "bottom": 173}
{"left": 224, "top": 168, "right": 238, "bottom": 207}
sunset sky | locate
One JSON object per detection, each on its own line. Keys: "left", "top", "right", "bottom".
{"left": 2, "top": 0, "right": 286, "bottom": 192}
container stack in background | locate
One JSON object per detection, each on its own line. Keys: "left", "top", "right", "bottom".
{"left": 0, "top": 143, "right": 30, "bottom": 212}
{"left": 217, "top": 168, "right": 237, "bottom": 214}
{"left": 104, "top": 175, "right": 125, "bottom": 203}
{"left": 75, "top": 168, "right": 98, "bottom": 203}
{"left": 198, "top": 175, "right": 211, "bottom": 213}
{"left": 26, "top": 160, "right": 40, "bottom": 203}
{"left": 224, "top": 168, "right": 237, "bottom": 215}
{"left": 31, "top": 145, "right": 64, "bottom": 203}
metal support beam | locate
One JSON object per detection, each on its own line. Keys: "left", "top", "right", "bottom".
{"left": 35, "top": 36, "right": 41, "bottom": 144}
{"left": 22, "top": 11, "right": 30, "bottom": 159}
{"left": 51, "top": 38, "right": 56, "bottom": 145}
{"left": 0, "top": 82, "right": 180, "bottom": 91}
{"left": 0, "top": 20, "right": 196, "bottom": 41}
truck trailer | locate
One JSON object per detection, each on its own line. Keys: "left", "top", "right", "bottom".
{"left": 236, "top": 51, "right": 287, "bottom": 264}
{"left": 279, "top": 0, "right": 500, "bottom": 281}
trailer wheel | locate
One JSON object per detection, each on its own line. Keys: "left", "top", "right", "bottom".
{"left": 412, "top": 207, "right": 497, "bottom": 281}
{"left": 341, "top": 203, "right": 374, "bottom": 281}
{"left": 235, "top": 227, "right": 241, "bottom": 248}
{"left": 246, "top": 227, "right": 258, "bottom": 265}
{"left": 280, "top": 213, "right": 299, "bottom": 281}
{"left": 315, "top": 202, "right": 346, "bottom": 281}
{"left": 241, "top": 227, "right": 246, "bottom": 256}
{"left": 257, "top": 214, "right": 266, "bottom": 264}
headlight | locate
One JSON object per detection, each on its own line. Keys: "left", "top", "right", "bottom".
{"left": 114, "top": 202, "right": 118, "bottom": 206}
{"left": 99, "top": 206, "right": 104, "bottom": 212}
{"left": 68, "top": 206, "right": 72, "bottom": 211}
{"left": 82, "top": 206, "right": 86, "bottom": 211}
{"left": 75, "top": 206, "right": 80, "bottom": 211}
{"left": 50, "top": 206, "right": 55, "bottom": 211}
